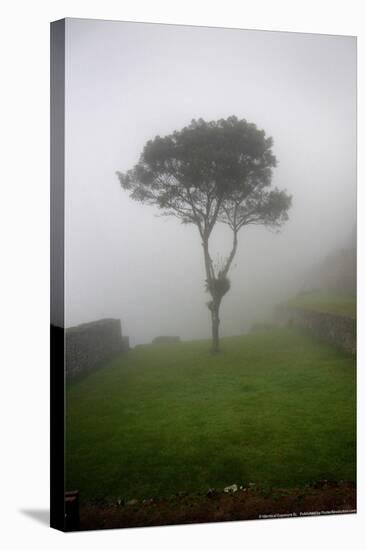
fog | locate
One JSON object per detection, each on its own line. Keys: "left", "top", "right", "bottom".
{"left": 64, "top": 19, "right": 356, "bottom": 345}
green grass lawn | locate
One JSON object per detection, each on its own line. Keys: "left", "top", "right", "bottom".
{"left": 286, "top": 289, "right": 356, "bottom": 318}
{"left": 66, "top": 327, "right": 356, "bottom": 502}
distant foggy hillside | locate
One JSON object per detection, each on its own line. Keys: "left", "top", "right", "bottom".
{"left": 303, "top": 242, "right": 356, "bottom": 295}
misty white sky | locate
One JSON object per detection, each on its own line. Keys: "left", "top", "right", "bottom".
{"left": 64, "top": 18, "right": 356, "bottom": 345}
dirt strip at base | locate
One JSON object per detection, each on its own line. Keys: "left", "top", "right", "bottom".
{"left": 77, "top": 481, "right": 356, "bottom": 531}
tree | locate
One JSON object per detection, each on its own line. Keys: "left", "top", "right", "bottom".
{"left": 117, "top": 116, "right": 292, "bottom": 353}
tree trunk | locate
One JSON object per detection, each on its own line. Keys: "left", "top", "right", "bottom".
{"left": 211, "top": 303, "right": 221, "bottom": 353}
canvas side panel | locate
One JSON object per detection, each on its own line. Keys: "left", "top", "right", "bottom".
{"left": 50, "top": 18, "right": 66, "bottom": 532}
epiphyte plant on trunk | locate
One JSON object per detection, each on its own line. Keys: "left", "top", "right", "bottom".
{"left": 117, "top": 116, "right": 292, "bottom": 353}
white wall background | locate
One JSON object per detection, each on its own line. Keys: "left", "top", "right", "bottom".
{"left": 0, "top": 1, "right": 365, "bottom": 549}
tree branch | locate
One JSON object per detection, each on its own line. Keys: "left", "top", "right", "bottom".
{"left": 221, "top": 229, "right": 238, "bottom": 278}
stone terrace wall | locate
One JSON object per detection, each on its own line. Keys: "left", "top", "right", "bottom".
{"left": 275, "top": 306, "right": 356, "bottom": 355}
{"left": 152, "top": 336, "right": 181, "bottom": 344}
{"left": 66, "top": 318, "right": 128, "bottom": 378}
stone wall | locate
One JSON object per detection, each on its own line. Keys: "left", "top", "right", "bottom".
{"left": 275, "top": 306, "right": 356, "bottom": 354}
{"left": 66, "top": 318, "right": 129, "bottom": 378}
{"left": 152, "top": 336, "right": 181, "bottom": 344}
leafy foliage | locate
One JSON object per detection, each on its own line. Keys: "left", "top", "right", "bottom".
{"left": 117, "top": 116, "right": 291, "bottom": 237}
{"left": 206, "top": 275, "right": 231, "bottom": 300}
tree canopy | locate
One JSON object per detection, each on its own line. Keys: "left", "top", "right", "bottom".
{"left": 117, "top": 116, "right": 290, "bottom": 236}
